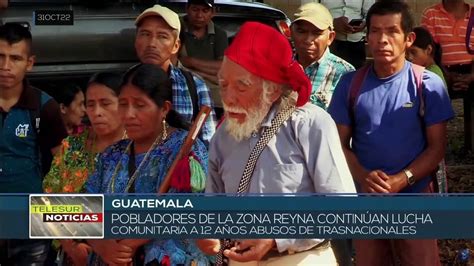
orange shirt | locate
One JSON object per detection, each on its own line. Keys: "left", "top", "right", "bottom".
{"left": 421, "top": 3, "right": 474, "bottom": 66}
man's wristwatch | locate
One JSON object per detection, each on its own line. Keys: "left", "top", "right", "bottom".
{"left": 404, "top": 169, "right": 415, "bottom": 186}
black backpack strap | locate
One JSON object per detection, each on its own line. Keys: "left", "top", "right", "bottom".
{"left": 29, "top": 87, "right": 42, "bottom": 135}
{"left": 28, "top": 87, "right": 45, "bottom": 177}
{"left": 181, "top": 69, "right": 199, "bottom": 120}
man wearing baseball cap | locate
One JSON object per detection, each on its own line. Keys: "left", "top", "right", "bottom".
{"left": 134, "top": 4, "right": 217, "bottom": 145}
{"left": 179, "top": 0, "right": 228, "bottom": 116}
{"left": 292, "top": 4, "right": 355, "bottom": 265}
{"left": 197, "top": 21, "right": 355, "bottom": 266}
{"left": 291, "top": 3, "right": 354, "bottom": 111}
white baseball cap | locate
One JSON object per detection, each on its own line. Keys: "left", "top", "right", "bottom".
{"left": 135, "top": 5, "right": 181, "bottom": 35}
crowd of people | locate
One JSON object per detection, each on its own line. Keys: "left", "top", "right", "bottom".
{"left": 0, "top": 0, "right": 472, "bottom": 265}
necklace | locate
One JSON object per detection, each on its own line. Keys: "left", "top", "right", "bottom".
{"left": 108, "top": 126, "right": 168, "bottom": 193}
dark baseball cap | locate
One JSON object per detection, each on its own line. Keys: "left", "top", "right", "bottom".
{"left": 188, "top": 0, "right": 214, "bottom": 8}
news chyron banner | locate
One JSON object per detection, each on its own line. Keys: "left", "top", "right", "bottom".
{"left": 104, "top": 195, "right": 474, "bottom": 239}
{"left": 0, "top": 194, "right": 473, "bottom": 239}
{"left": 29, "top": 194, "right": 104, "bottom": 239}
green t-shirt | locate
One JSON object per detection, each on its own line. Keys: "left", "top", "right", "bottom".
{"left": 427, "top": 64, "right": 447, "bottom": 88}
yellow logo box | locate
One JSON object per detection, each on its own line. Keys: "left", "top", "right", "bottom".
{"left": 30, "top": 205, "right": 83, "bottom": 213}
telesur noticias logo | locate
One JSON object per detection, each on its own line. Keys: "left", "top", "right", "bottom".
{"left": 29, "top": 194, "right": 104, "bottom": 239}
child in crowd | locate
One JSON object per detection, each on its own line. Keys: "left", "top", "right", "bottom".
{"left": 407, "top": 26, "right": 447, "bottom": 87}
{"left": 407, "top": 26, "right": 449, "bottom": 194}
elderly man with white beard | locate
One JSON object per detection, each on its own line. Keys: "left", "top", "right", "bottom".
{"left": 197, "top": 22, "right": 356, "bottom": 266}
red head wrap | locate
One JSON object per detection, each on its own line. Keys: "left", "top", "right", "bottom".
{"left": 224, "top": 22, "right": 311, "bottom": 107}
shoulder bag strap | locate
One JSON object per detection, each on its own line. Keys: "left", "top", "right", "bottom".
{"left": 411, "top": 64, "right": 425, "bottom": 117}
{"left": 348, "top": 64, "right": 371, "bottom": 124}
{"left": 181, "top": 69, "right": 199, "bottom": 120}
{"left": 466, "top": 7, "right": 474, "bottom": 54}
{"left": 236, "top": 103, "right": 296, "bottom": 194}
{"left": 215, "top": 103, "right": 296, "bottom": 266}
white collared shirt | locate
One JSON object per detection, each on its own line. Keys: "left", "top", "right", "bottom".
{"left": 316, "top": 0, "right": 375, "bottom": 42}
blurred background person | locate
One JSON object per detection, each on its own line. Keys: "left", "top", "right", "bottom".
{"left": 179, "top": 0, "right": 228, "bottom": 117}
{"left": 43, "top": 72, "right": 125, "bottom": 266}
{"left": 407, "top": 26, "right": 447, "bottom": 86}
{"left": 421, "top": 0, "right": 473, "bottom": 92}
{"left": 0, "top": 0, "right": 7, "bottom": 9}
{"left": 320, "top": 0, "right": 375, "bottom": 69}
{"left": 407, "top": 26, "right": 449, "bottom": 194}
{"left": 52, "top": 83, "right": 86, "bottom": 135}
{"left": 44, "top": 72, "right": 124, "bottom": 193}
{"left": 179, "top": 0, "right": 227, "bottom": 84}
{"left": 421, "top": 0, "right": 474, "bottom": 150}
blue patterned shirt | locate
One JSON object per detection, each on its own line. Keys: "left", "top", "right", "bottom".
{"left": 169, "top": 65, "right": 216, "bottom": 146}
{"left": 86, "top": 129, "right": 211, "bottom": 265}
{"left": 305, "top": 48, "right": 355, "bottom": 110}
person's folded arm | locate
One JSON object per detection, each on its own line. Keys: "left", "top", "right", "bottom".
{"left": 180, "top": 56, "right": 222, "bottom": 76}
{"left": 192, "top": 70, "right": 219, "bottom": 84}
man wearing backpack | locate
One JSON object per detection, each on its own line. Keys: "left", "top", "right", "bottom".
{"left": 135, "top": 4, "right": 216, "bottom": 145}
{"left": 0, "top": 23, "right": 66, "bottom": 264}
{"left": 291, "top": 3, "right": 355, "bottom": 265}
{"left": 328, "top": 1, "right": 453, "bottom": 265}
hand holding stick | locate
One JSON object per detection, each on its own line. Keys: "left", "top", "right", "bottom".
{"left": 158, "top": 106, "right": 212, "bottom": 193}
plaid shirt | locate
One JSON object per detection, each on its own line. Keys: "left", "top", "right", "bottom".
{"left": 305, "top": 48, "right": 355, "bottom": 110}
{"left": 169, "top": 65, "right": 217, "bottom": 145}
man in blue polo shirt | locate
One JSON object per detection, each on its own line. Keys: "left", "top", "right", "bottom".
{"left": 0, "top": 23, "right": 66, "bottom": 264}
{"left": 328, "top": 2, "right": 453, "bottom": 265}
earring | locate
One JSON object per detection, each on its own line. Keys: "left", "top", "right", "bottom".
{"left": 162, "top": 118, "right": 168, "bottom": 141}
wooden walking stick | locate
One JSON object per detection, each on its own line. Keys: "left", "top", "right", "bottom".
{"left": 157, "top": 105, "right": 212, "bottom": 193}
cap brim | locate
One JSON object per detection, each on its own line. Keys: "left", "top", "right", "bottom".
{"left": 135, "top": 12, "right": 178, "bottom": 31}
{"left": 292, "top": 17, "right": 330, "bottom": 30}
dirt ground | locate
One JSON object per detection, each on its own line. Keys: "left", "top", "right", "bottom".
{"left": 439, "top": 99, "right": 474, "bottom": 265}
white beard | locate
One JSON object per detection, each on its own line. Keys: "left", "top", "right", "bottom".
{"left": 224, "top": 92, "right": 273, "bottom": 142}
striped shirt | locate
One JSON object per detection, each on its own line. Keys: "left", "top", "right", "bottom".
{"left": 304, "top": 48, "right": 355, "bottom": 110}
{"left": 421, "top": 3, "right": 474, "bottom": 66}
{"left": 169, "top": 65, "right": 217, "bottom": 146}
